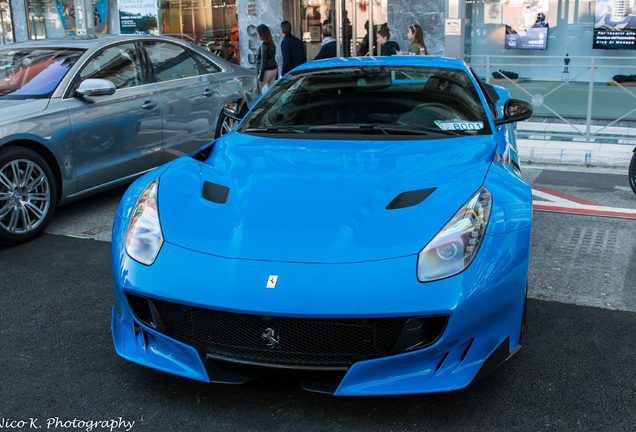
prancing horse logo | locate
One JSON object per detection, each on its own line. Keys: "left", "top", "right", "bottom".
{"left": 261, "top": 328, "right": 280, "bottom": 349}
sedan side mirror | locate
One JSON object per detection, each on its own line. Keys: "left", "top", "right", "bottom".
{"left": 494, "top": 99, "right": 532, "bottom": 126}
{"left": 76, "top": 79, "right": 116, "bottom": 97}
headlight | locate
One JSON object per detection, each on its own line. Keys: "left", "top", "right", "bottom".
{"left": 417, "top": 187, "right": 492, "bottom": 282}
{"left": 125, "top": 178, "right": 163, "bottom": 265}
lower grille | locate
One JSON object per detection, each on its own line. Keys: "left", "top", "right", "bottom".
{"left": 128, "top": 294, "right": 447, "bottom": 369}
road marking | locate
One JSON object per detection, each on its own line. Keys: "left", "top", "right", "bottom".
{"left": 532, "top": 185, "right": 636, "bottom": 219}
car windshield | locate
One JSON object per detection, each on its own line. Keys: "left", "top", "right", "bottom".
{"left": 0, "top": 48, "right": 84, "bottom": 99}
{"left": 238, "top": 65, "right": 492, "bottom": 138}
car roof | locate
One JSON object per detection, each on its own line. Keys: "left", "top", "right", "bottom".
{"left": 294, "top": 56, "right": 470, "bottom": 72}
{"left": 0, "top": 35, "right": 193, "bottom": 51}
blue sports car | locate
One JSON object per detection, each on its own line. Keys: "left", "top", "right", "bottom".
{"left": 111, "top": 56, "right": 533, "bottom": 395}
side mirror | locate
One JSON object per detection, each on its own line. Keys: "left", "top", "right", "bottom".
{"left": 494, "top": 99, "right": 532, "bottom": 126}
{"left": 222, "top": 101, "right": 244, "bottom": 122}
{"left": 76, "top": 79, "right": 116, "bottom": 97}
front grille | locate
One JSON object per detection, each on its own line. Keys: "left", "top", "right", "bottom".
{"left": 129, "top": 295, "right": 446, "bottom": 369}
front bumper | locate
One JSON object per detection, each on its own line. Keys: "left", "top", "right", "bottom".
{"left": 111, "top": 213, "right": 530, "bottom": 395}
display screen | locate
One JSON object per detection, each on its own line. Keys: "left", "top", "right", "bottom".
{"left": 594, "top": 0, "right": 636, "bottom": 49}
{"left": 504, "top": 0, "right": 549, "bottom": 50}
{"left": 505, "top": 25, "right": 548, "bottom": 49}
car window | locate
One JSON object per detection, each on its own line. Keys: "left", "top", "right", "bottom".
{"left": 143, "top": 41, "right": 201, "bottom": 82}
{"left": 239, "top": 65, "right": 492, "bottom": 139}
{"left": 0, "top": 48, "right": 84, "bottom": 99}
{"left": 191, "top": 51, "right": 221, "bottom": 74}
{"left": 78, "top": 43, "right": 143, "bottom": 90}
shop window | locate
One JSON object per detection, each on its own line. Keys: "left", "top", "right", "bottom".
{"left": 0, "top": 0, "right": 13, "bottom": 44}
{"left": 160, "top": 0, "right": 238, "bottom": 63}
{"left": 26, "top": 0, "right": 111, "bottom": 39}
{"left": 191, "top": 52, "right": 222, "bottom": 74}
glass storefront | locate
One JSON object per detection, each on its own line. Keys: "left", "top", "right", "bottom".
{"left": 25, "top": 0, "right": 111, "bottom": 39}
{"left": 300, "top": 0, "right": 387, "bottom": 60}
{"left": 160, "top": 0, "right": 237, "bottom": 62}
{"left": 465, "top": 0, "right": 636, "bottom": 81}
{"left": 0, "top": 0, "right": 13, "bottom": 44}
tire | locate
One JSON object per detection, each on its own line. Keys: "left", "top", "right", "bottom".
{"left": 215, "top": 101, "right": 247, "bottom": 138}
{"left": 0, "top": 146, "right": 57, "bottom": 245}
{"left": 629, "top": 149, "right": 636, "bottom": 195}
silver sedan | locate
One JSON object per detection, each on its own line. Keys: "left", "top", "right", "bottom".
{"left": 0, "top": 35, "right": 258, "bottom": 245}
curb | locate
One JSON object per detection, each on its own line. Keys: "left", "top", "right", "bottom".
{"left": 517, "top": 138, "right": 633, "bottom": 169}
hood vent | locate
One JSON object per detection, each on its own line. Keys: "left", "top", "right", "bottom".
{"left": 386, "top": 188, "right": 436, "bottom": 210}
{"left": 202, "top": 181, "right": 230, "bottom": 204}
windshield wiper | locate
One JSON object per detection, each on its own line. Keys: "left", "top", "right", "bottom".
{"left": 245, "top": 127, "right": 305, "bottom": 134}
{"left": 308, "top": 124, "right": 429, "bottom": 135}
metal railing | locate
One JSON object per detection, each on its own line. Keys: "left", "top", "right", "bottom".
{"left": 466, "top": 55, "right": 636, "bottom": 143}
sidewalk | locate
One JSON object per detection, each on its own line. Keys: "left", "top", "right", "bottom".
{"left": 516, "top": 121, "right": 634, "bottom": 168}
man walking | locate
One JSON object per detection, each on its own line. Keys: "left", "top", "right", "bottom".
{"left": 280, "top": 21, "right": 306, "bottom": 75}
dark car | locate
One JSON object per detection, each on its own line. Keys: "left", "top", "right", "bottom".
{"left": 0, "top": 35, "right": 258, "bottom": 245}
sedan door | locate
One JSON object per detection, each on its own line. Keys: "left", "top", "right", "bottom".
{"left": 63, "top": 42, "right": 163, "bottom": 192}
{"left": 141, "top": 40, "right": 223, "bottom": 161}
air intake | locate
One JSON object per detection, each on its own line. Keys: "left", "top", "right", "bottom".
{"left": 202, "top": 181, "right": 230, "bottom": 204}
{"left": 386, "top": 188, "right": 436, "bottom": 210}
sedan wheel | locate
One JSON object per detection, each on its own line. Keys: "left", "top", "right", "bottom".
{"left": 0, "top": 147, "right": 57, "bottom": 245}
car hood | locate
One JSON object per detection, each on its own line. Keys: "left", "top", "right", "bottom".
{"left": 158, "top": 132, "right": 496, "bottom": 263}
{"left": 0, "top": 99, "right": 50, "bottom": 122}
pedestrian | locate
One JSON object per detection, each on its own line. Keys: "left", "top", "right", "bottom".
{"left": 314, "top": 24, "right": 337, "bottom": 60}
{"left": 253, "top": 24, "right": 278, "bottom": 93}
{"left": 406, "top": 24, "right": 428, "bottom": 55}
{"left": 280, "top": 20, "right": 306, "bottom": 75}
{"left": 377, "top": 27, "right": 400, "bottom": 56}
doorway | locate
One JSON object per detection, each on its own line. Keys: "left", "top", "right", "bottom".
{"left": 292, "top": 0, "right": 388, "bottom": 61}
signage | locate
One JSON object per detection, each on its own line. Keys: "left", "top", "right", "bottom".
{"left": 445, "top": 19, "right": 462, "bottom": 36}
{"left": 118, "top": 0, "right": 158, "bottom": 35}
{"left": 593, "top": 0, "right": 636, "bottom": 49}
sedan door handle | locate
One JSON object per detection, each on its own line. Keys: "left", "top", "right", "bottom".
{"left": 142, "top": 100, "right": 158, "bottom": 110}
{"left": 203, "top": 89, "right": 216, "bottom": 97}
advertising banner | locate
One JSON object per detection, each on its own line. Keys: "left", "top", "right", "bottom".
{"left": 118, "top": 0, "right": 158, "bottom": 35}
{"left": 593, "top": 0, "right": 636, "bottom": 49}
{"left": 504, "top": 0, "right": 549, "bottom": 50}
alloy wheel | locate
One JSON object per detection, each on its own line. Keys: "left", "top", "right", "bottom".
{"left": 0, "top": 158, "right": 51, "bottom": 235}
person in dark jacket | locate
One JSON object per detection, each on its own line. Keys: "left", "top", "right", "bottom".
{"left": 280, "top": 21, "right": 306, "bottom": 75}
{"left": 377, "top": 27, "right": 400, "bottom": 56}
{"left": 314, "top": 24, "right": 337, "bottom": 60}
{"left": 254, "top": 24, "right": 278, "bottom": 93}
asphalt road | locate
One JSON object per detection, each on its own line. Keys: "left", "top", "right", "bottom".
{"left": 0, "top": 165, "right": 635, "bottom": 432}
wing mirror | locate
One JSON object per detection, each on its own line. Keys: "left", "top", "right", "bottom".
{"left": 494, "top": 99, "right": 532, "bottom": 126}
{"left": 222, "top": 101, "right": 244, "bottom": 122}
{"left": 76, "top": 79, "right": 116, "bottom": 97}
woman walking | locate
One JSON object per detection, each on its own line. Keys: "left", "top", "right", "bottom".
{"left": 255, "top": 24, "right": 278, "bottom": 93}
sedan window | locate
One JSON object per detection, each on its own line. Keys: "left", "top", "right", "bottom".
{"left": 191, "top": 52, "right": 221, "bottom": 74}
{"left": 143, "top": 41, "right": 201, "bottom": 82}
{"left": 78, "top": 43, "right": 143, "bottom": 89}
{"left": 0, "top": 48, "right": 84, "bottom": 99}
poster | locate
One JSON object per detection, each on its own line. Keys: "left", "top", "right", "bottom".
{"left": 504, "top": 0, "right": 549, "bottom": 50}
{"left": 593, "top": 0, "right": 636, "bottom": 49}
{"left": 118, "top": 0, "right": 158, "bottom": 35}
